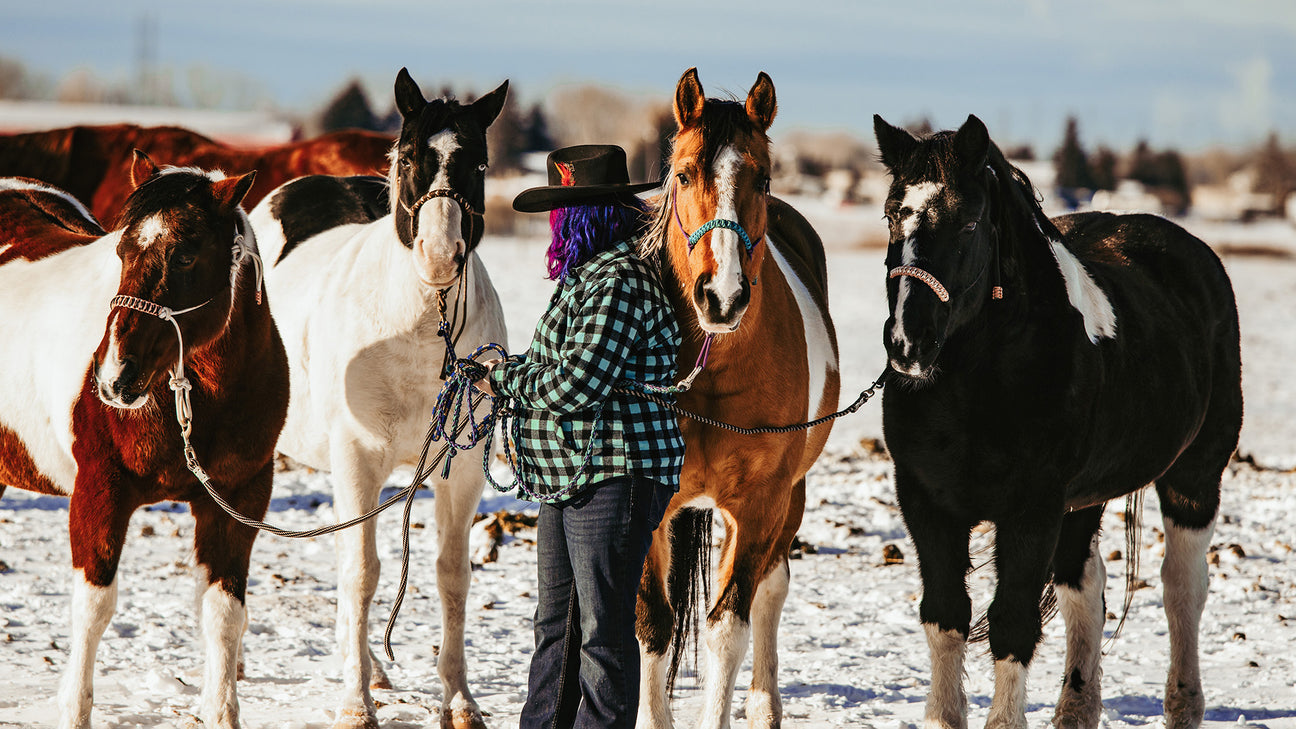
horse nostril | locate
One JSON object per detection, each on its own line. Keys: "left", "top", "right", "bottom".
{"left": 115, "top": 355, "right": 140, "bottom": 393}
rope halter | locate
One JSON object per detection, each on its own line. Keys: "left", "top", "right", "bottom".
{"left": 402, "top": 187, "right": 483, "bottom": 242}
{"left": 887, "top": 263, "right": 1004, "bottom": 303}
{"left": 672, "top": 181, "right": 765, "bottom": 256}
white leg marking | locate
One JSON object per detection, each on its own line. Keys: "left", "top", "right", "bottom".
{"left": 985, "top": 658, "right": 1029, "bottom": 729}
{"left": 1162, "top": 517, "right": 1214, "bottom": 728}
{"left": 331, "top": 441, "right": 384, "bottom": 726}
{"left": 433, "top": 451, "right": 487, "bottom": 726}
{"left": 698, "top": 611, "right": 750, "bottom": 729}
{"left": 747, "top": 563, "right": 789, "bottom": 729}
{"left": 637, "top": 641, "right": 674, "bottom": 729}
{"left": 703, "top": 145, "right": 748, "bottom": 318}
{"left": 765, "top": 238, "right": 837, "bottom": 419}
{"left": 922, "top": 624, "right": 968, "bottom": 729}
{"left": 1047, "top": 239, "right": 1117, "bottom": 342}
{"left": 198, "top": 583, "right": 245, "bottom": 729}
{"left": 57, "top": 573, "right": 117, "bottom": 729}
{"left": 1054, "top": 533, "right": 1106, "bottom": 728}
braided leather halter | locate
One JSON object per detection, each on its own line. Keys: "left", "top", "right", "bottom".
{"left": 403, "top": 188, "right": 483, "bottom": 243}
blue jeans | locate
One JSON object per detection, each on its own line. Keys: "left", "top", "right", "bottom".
{"left": 519, "top": 474, "right": 674, "bottom": 729}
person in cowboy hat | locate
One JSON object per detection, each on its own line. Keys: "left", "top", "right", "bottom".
{"left": 478, "top": 144, "right": 683, "bottom": 728}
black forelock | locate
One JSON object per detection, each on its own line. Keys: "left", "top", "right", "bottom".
{"left": 406, "top": 97, "right": 487, "bottom": 155}
{"left": 114, "top": 169, "right": 211, "bottom": 230}
{"left": 694, "top": 99, "right": 766, "bottom": 178}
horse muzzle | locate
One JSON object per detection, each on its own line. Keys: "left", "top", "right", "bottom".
{"left": 692, "top": 272, "right": 750, "bottom": 333}
{"left": 93, "top": 356, "right": 151, "bottom": 410}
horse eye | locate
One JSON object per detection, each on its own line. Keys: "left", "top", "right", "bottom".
{"left": 399, "top": 158, "right": 413, "bottom": 169}
{"left": 477, "top": 163, "right": 488, "bottom": 173}
{"left": 676, "top": 172, "right": 690, "bottom": 186}
{"left": 963, "top": 221, "right": 978, "bottom": 233}
{"left": 174, "top": 252, "right": 197, "bottom": 267}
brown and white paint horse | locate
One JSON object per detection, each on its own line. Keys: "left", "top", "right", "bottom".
{"left": 635, "top": 68, "right": 840, "bottom": 729}
{"left": 0, "top": 123, "right": 393, "bottom": 223}
{"left": 0, "top": 153, "right": 288, "bottom": 729}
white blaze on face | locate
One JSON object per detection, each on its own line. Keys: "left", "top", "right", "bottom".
{"left": 96, "top": 314, "right": 149, "bottom": 409}
{"left": 889, "top": 181, "right": 945, "bottom": 359}
{"left": 135, "top": 214, "right": 167, "bottom": 250}
{"left": 414, "top": 129, "right": 465, "bottom": 286}
{"left": 705, "top": 145, "right": 748, "bottom": 311}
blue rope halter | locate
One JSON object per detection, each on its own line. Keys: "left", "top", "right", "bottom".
{"left": 672, "top": 182, "right": 764, "bottom": 255}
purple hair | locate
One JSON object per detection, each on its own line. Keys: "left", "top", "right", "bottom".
{"left": 545, "top": 197, "right": 649, "bottom": 281}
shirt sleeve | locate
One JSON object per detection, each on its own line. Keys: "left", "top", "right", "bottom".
{"left": 488, "top": 273, "right": 644, "bottom": 416}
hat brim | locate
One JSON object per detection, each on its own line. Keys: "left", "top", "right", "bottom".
{"left": 512, "top": 181, "right": 661, "bottom": 213}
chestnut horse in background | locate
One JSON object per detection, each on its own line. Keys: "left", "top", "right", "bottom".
{"left": 635, "top": 68, "right": 840, "bottom": 729}
{"left": 0, "top": 153, "right": 288, "bottom": 729}
{"left": 0, "top": 123, "right": 392, "bottom": 223}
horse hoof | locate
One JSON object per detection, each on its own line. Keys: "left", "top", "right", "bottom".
{"left": 236, "top": 660, "right": 246, "bottom": 681}
{"left": 332, "top": 710, "right": 380, "bottom": 729}
{"left": 369, "top": 673, "right": 393, "bottom": 691}
{"left": 441, "top": 705, "right": 488, "bottom": 729}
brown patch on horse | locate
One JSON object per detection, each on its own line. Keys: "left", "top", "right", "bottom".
{"left": 0, "top": 422, "right": 63, "bottom": 496}
{"left": 0, "top": 185, "right": 103, "bottom": 265}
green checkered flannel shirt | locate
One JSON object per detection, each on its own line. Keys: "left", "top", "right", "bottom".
{"left": 488, "top": 238, "right": 685, "bottom": 503}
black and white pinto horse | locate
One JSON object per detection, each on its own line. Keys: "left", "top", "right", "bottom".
{"left": 873, "top": 114, "right": 1241, "bottom": 729}
{"left": 249, "top": 69, "right": 508, "bottom": 729}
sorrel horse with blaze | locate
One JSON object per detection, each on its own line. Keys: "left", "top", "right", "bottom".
{"left": 0, "top": 123, "right": 392, "bottom": 223}
{"left": 0, "top": 153, "right": 288, "bottom": 728}
{"left": 635, "top": 68, "right": 840, "bottom": 729}
{"left": 249, "top": 68, "right": 508, "bottom": 729}
{"left": 873, "top": 114, "right": 1241, "bottom": 729}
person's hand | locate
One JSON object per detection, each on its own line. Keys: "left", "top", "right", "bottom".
{"left": 475, "top": 358, "right": 502, "bottom": 397}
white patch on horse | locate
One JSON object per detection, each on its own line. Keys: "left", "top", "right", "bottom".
{"left": 426, "top": 129, "right": 460, "bottom": 190}
{"left": 198, "top": 582, "right": 245, "bottom": 727}
{"left": 637, "top": 643, "right": 674, "bottom": 728}
{"left": 58, "top": 573, "right": 117, "bottom": 728}
{"left": 706, "top": 145, "right": 747, "bottom": 315}
{"left": 413, "top": 130, "right": 466, "bottom": 286}
{"left": 1040, "top": 222, "right": 1117, "bottom": 342}
{"left": 1161, "top": 516, "right": 1214, "bottom": 721}
{"left": 747, "top": 562, "right": 789, "bottom": 726}
{"left": 1055, "top": 532, "right": 1106, "bottom": 726}
{"left": 0, "top": 177, "right": 97, "bottom": 225}
{"left": 700, "top": 610, "right": 750, "bottom": 729}
{"left": 0, "top": 231, "right": 121, "bottom": 494}
{"left": 765, "top": 235, "right": 837, "bottom": 420}
{"left": 986, "top": 658, "right": 1030, "bottom": 728}
{"left": 923, "top": 624, "right": 968, "bottom": 727}
{"left": 135, "top": 215, "right": 167, "bottom": 249}
{"left": 900, "top": 181, "right": 943, "bottom": 240}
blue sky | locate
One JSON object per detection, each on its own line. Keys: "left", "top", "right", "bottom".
{"left": 4, "top": 0, "right": 1294, "bottom": 152}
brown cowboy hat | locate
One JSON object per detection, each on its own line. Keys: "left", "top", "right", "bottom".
{"left": 512, "top": 144, "right": 660, "bottom": 213}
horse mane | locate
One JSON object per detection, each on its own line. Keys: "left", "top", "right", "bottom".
{"left": 115, "top": 167, "right": 219, "bottom": 230}
{"left": 643, "top": 97, "right": 769, "bottom": 262}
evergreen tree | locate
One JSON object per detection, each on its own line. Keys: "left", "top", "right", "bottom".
{"left": 1053, "top": 116, "right": 1094, "bottom": 191}
{"left": 1253, "top": 132, "right": 1294, "bottom": 214}
{"left": 523, "top": 103, "right": 554, "bottom": 152}
{"left": 320, "top": 80, "right": 378, "bottom": 132}
{"left": 486, "top": 90, "right": 526, "bottom": 174}
{"left": 1090, "top": 146, "right": 1118, "bottom": 191}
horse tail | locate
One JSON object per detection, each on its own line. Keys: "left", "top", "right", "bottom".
{"left": 1105, "top": 490, "right": 1143, "bottom": 647}
{"left": 666, "top": 507, "right": 712, "bottom": 693}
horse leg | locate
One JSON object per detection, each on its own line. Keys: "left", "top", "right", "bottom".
{"left": 432, "top": 451, "right": 487, "bottom": 729}
{"left": 895, "top": 469, "right": 972, "bottom": 729}
{"left": 635, "top": 499, "right": 683, "bottom": 729}
{"left": 57, "top": 487, "right": 131, "bottom": 729}
{"left": 189, "top": 464, "right": 272, "bottom": 729}
{"left": 984, "top": 511, "right": 1063, "bottom": 729}
{"left": 1050, "top": 505, "right": 1106, "bottom": 729}
{"left": 330, "top": 439, "right": 388, "bottom": 729}
{"left": 746, "top": 477, "right": 805, "bottom": 729}
{"left": 697, "top": 497, "right": 787, "bottom": 729}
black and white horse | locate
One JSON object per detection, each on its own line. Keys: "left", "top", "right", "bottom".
{"left": 873, "top": 114, "right": 1241, "bottom": 729}
{"left": 249, "top": 69, "right": 508, "bottom": 729}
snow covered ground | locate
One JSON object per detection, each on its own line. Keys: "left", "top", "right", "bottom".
{"left": 2, "top": 208, "right": 1295, "bottom": 728}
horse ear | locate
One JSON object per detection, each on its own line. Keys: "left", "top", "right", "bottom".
{"left": 954, "top": 114, "right": 990, "bottom": 170}
{"left": 873, "top": 115, "right": 918, "bottom": 171}
{"left": 745, "top": 72, "right": 777, "bottom": 132}
{"left": 212, "top": 171, "right": 257, "bottom": 213}
{"left": 674, "top": 67, "right": 706, "bottom": 130}
{"left": 471, "top": 79, "right": 510, "bottom": 129}
{"left": 130, "top": 149, "right": 159, "bottom": 188}
{"left": 394, "top": 67, "right": 427, "bottom": 119}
